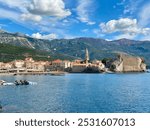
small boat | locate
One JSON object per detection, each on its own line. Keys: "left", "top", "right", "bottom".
{"left": 1, "top": 80, "right": 15, "bottom": 86}
{"left": 14, "top": 80, "right": 37, "bottom": 86}
{"left": 3, "top": 83, "right": 15, "bottom": 86}
{"left": 0, "top": 80, "right": 37, "bottom": 86}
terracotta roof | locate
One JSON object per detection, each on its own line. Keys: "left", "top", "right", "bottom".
{"left": 52, "top": 59, "right": 62, "bottom": 64}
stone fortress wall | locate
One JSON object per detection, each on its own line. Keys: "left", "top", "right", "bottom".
{"left": 111, "top": 54, "right": 146, "bottom": 72}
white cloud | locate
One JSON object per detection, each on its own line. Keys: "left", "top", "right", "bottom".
{"left": 63, "top": 19, "right": 69, "bottom": 23}
{"left": 93, "top": 29, "right": 105, "bottom": 37}
{"left": 0, "top": 0, "right": 71, "bottom": 22}
{"left": 21, "top": 13, "right": 42, "bottom": 22}
{"left": 139, "top": 2, "right": 150, "bottom": 27}
{"left": 31, "top": 33, "right": 57, "bottom": 40}
{"left": 0, "top": 8, "right": 20, "bottom": 22}
{"left": 0, "top": 0, "right": 29, "bottom": 12}
{"left": 100, "top": 18, "right": 150, "bottom": 35}
{"left": 81, "top": 29, "right": 88, "bottom": 32}
{"left": 27, "top": 0, "right": 71, "bottom": 19}
{"left": 114, "top": 34, "right": 136, "bottom": 40}
{"left": 0, "top": 0, "right": 73, "bottom": 38}
{"left": 117, "top": 0, "right": 126, "bottom": 6}
{"left": 123, "top": 0, "right": 143, "bottom": 14}
{"left": 77, "top": 0, "right": 95, "bottom": 25}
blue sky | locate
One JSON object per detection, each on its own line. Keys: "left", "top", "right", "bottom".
{"left": 0, "top": 0, "right": 150, "bottom": 41}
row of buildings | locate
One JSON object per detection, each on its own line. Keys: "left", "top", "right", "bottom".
{"left": 0, "top": 58, "right": 72, "bottom": 73}
{"left": 0, "top": 48, "right": 146, "bottom": 73}
{"left": 0, "top": 49, "right": 105, "bottom": 73}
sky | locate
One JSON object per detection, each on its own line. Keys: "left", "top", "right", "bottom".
{"left": 0, "top": 0, "right": 150, "bottom": 41}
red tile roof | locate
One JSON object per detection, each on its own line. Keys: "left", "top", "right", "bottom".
{"left": 52, "top": 59, "right": 62, "bottom": 64}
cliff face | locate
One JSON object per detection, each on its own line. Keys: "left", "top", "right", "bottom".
{"left": 111, "top": 54, "right": 146, "bottom": 72}
{"left": 0, "top": 31, "right": 51, "bottom": 51}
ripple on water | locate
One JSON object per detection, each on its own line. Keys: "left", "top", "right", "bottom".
{"left": 0, "top": 73, "right": 150, "bottom": 113}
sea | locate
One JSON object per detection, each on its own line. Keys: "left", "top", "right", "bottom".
{"left": 0, "top": 73, "right": 150, "bottom": 113}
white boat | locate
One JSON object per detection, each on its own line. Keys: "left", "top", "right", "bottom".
{"left": 0, "top": 80, "right": 37, "bottom": 86}
{"left": 2, "top": 83, "right": 15, "bottom": 86}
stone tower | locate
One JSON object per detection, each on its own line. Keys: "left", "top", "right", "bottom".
{"left": 85, "top": 48, "right": 89, "bottom": 64}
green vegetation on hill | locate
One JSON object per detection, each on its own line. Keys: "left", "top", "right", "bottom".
{"left": 1, "top": 30, "right": 150, "bottom": 67}
{"left": 49, "top": 38, "right": 150, "bottom": 67}
{"left": 0, "top": 44, "right": 73, "bottom": 62}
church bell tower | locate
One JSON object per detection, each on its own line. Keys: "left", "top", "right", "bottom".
{"left": 85, "top": 48, "right": 89, "bottom": 64}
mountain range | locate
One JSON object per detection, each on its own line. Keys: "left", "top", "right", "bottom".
{"left": 0, "top": 30, "right": 150, "bottom": 67}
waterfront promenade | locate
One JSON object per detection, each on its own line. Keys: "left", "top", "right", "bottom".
{"left": 0, "top": 71, "right": 66, "bottom": 76}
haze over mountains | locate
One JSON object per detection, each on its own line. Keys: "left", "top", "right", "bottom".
{"left": 0, "top": 30, "right": 150, "bottom": 66}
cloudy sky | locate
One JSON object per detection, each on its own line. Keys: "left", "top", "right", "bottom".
{"left": 0, "top": 0, "right": 150, "bottom": 40}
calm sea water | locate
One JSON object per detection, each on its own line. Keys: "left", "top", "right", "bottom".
{"left": 0, "top": 73, "right": 150, "bottom": 113}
